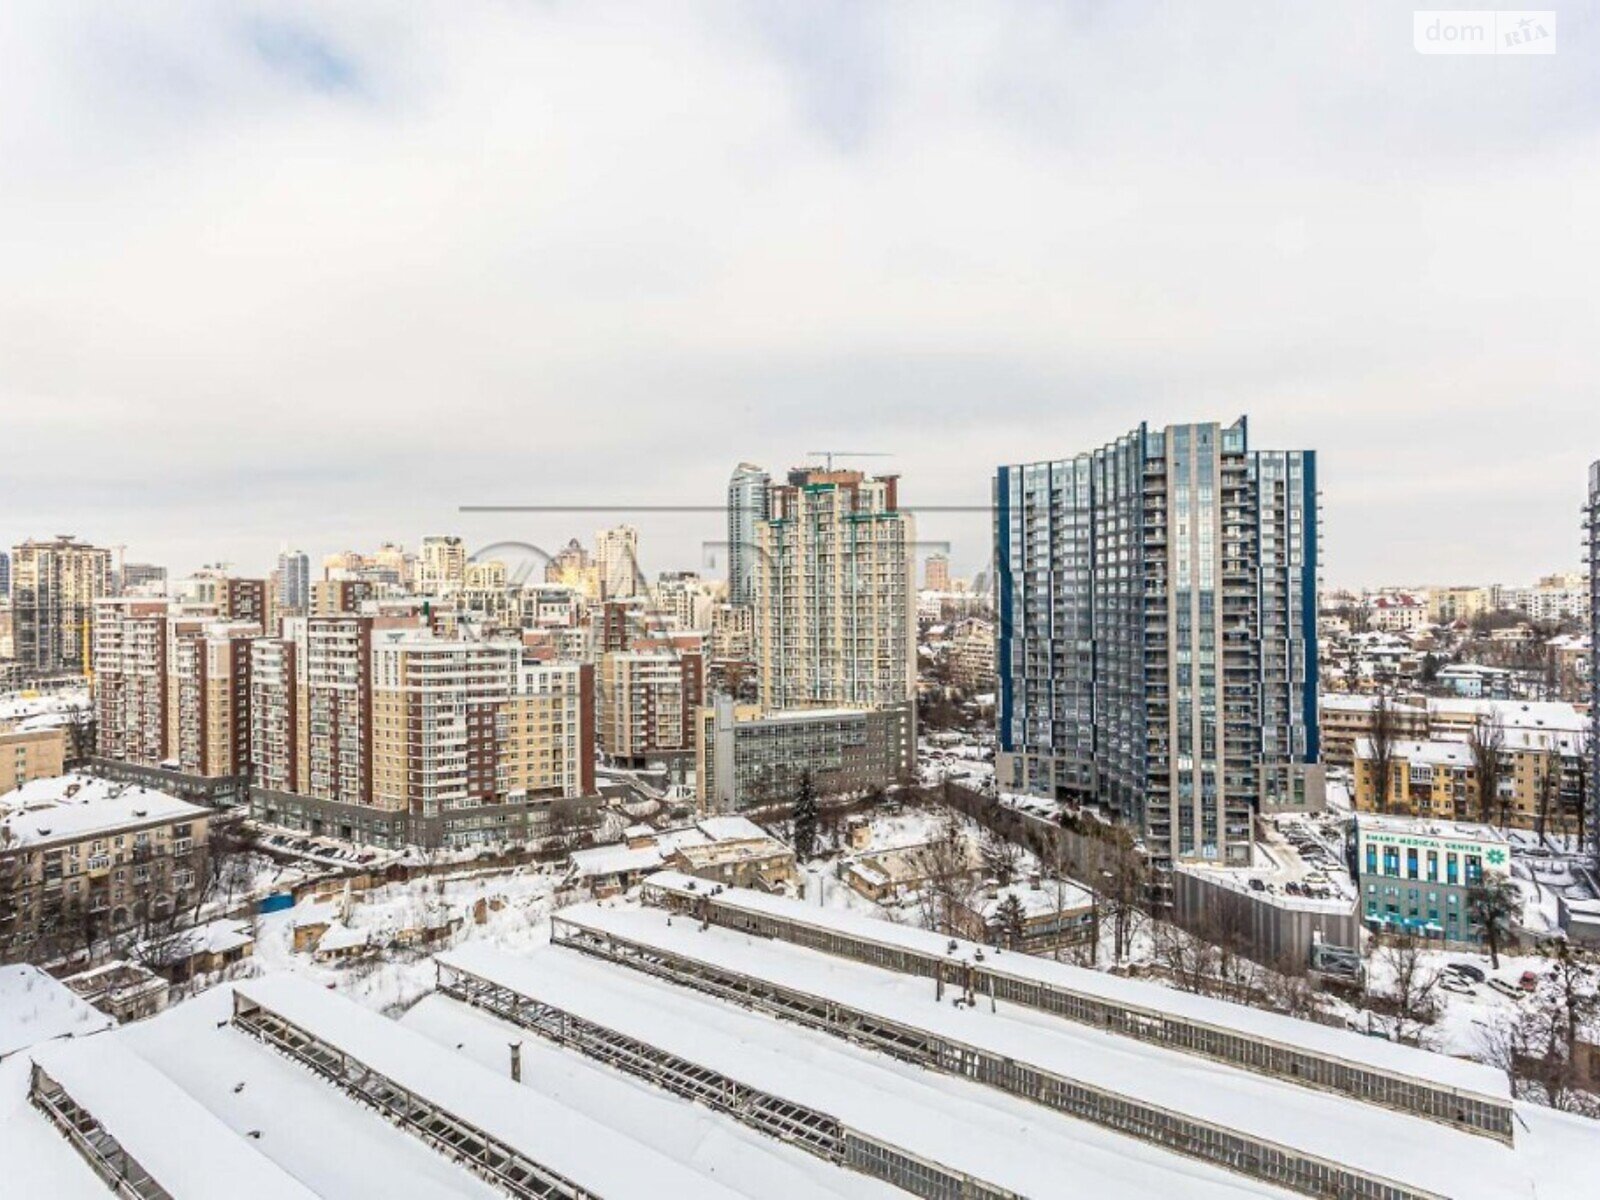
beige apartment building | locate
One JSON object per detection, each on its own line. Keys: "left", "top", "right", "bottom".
{"left": 93, "top": 598, "right": 175, "bottom": 766}
{"left": 1353, "top": 721, "right": 1590, "bottom": 833}
{"left": 168, "top": 622, "right": 257, "bottom": 779}
{"left": 755, "top": 469, "right": 916, "bottom": 712}
{"left": 418, "top": 535, "right": 467, "bottom": 595}
{"left": 250, "top": 615, "right": 595, "bottom": 848}
{"left": 0, "top": 774, "right": 210, "bottom": 962}
{"left": 948, "top": 617, "right": 996, "bottom": 692}
{"left": 1321, "top": 694, "right": 1586, "bottom": 770}
{"left": 1, "top": 727, "right": 67, "bottom": 796}
{"left": 598, "top": 642, "right": 704, "bottom": 767}
{"left": 595, "top": 525, "right": 643, "bottom": 600}
{"left": 1427, "top": 587, "right": 1490, "bottom": 625}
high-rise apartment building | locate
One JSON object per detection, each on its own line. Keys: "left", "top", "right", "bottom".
{"left": 754, "top": 469, "right": 916, "bottom": 712}
{"left": 0, "top": 550, "right": 11, "bottom": 601}
{"left": 726, "top": 462, "right": 770, "bottom": 607}
{"left": 277, "top": 548, "right": 310, "bottom": 613}
{"left": 595, "top": 525, "right": 642, "bottom": 600}
{"left": 92, "top": 599, "right": 176, "bottom": 767}
{"left": 598, "top": 640, "right": 704, "bottom": 767}
{"left": 995, "top": 418, "right": 1321, "bottom": 870}
{"left": 653, "top": 572, "right": 716, "bottom": 631}
{"left": 924, "top": 552, "right": 951, "bottom": 592}
{"left": 249, "top": 615, "right": 595, "bottom": 848}
{"left": 91, "top": 598, "right": 261, "bottom": 803}
{"left": 11, "top": 536, "right": 112, "bottom": 678}
{"left": 173, "top": 571, "right": 268, "bottom": 626}
{"left": 545, "top": 539, "right": 600, "bottom": 599}
{"left": 419, "top": 535, "right": 467, "bottom": 595}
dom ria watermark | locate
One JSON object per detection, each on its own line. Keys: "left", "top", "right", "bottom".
{"left": 1414, "top": 10, "right": 1556, "bottom": 53}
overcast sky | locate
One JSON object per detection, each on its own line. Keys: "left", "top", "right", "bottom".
{"left": 2, "top": 2, "right": 1595, "bottom": 589}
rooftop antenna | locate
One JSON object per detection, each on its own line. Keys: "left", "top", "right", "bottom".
{"left": 805, "top": 450, "right": 893, "bottom": 471}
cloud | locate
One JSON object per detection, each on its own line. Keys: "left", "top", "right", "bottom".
{"left": 0, "top": 1, "right": 1595, "bottom": 586}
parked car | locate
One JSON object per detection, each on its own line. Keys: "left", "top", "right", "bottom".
{"left": 1488, "top": 978, "right": 1522, "bottom": 999}
{"left": 1439, "top": 976, "right": 1475, "bottom": 996}
{"left": 1448, "top": 962, "right": 1486, "bottom": 983}
{"left": 1518, "top": 970, "right": 1539, "bottom": 992}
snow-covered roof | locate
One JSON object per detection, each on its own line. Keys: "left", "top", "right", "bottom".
{"left": 144, "top": 919, "right": 254, "bottom": 962}
{"left": 554, "top": 903, "right": 1538, "bottom": 1199}
{"left": 440, "top": 944, "right": 1281, "bottom": 1200}
{"left": 976, "top": 880, "right": 1093, "bottom": 920}
{"left": 0, "top": 774, "right": 206, "bottom": 849}
{"left": 399, "top": 992, "right": 905, "bottom": 1200}
{"left": 567, "top": 842, "right": 665, "bottom": 878}
{"left": 315, "top": 921, "right": 370, "bottom": 953}
{"left": 640, "top": 871, "right": 1507, "bottom": 1100}
{"left": 695, "top": 815, "right": 768, "bottom": 843}
{"left": 0, "top": 965, "right": 113, "bottom": 1058}
{"left": 29, "top": 1035, "right": 321, "bottom": 1199}
{"left": 233, "top": 976, "right": 752, "bottom": 1200}
{"left": 0, "top": 689, "right": 90, "bottom": 729}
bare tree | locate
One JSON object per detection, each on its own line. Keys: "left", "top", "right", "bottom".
{"left": 1469, "top": 709, "right": 1506, "bottom": 826}
{"left": 1367, "top": 693, "right": 1399, "bottom": 815}
{"left": 1373, "top": 934, "right": 1441, "bottom": 1046}
{"left": 979, "top": 831, "right": 1023, "bottom": 888}
{"left": 1151, "top": 918, "right": 1215, "bottom": 995}
{"left": 912, "top": 815, "right": 978, "bottom": 935}
{"left": 1535, "top": 743, "right": 1558, "bottom": 848}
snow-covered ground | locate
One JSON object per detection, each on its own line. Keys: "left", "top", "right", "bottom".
{"left": 252, "top": 866, "right": 560, "bottom": 1014}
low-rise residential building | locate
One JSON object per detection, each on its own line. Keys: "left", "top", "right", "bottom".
{"left": 563, "top": 816, "right": 795, "bottom": 898}
{"left": 62, "top": 959, "right": 170, "bottom": 1023}
{"left": 1352, "top": 713, "right": 1589, "bottom": 834}
{"left": 1, "top": 726, "right": 67, "bottom": 796}
{"left": 1319, "top": 694, "right": 1586, "bottom": 771}
{"left": 1353, "top": 814, "right": 1510, "bottom": 944}
{"left": 696, "top": 696, "right": 915, "bottom": 813}
{"left": 950, "top": 878, "right": 1096, "bottom": 954}
{"left": 1436, "top": 662, "right": 1515, "bottom": 699}
{"left": 1367, "top": 594, "right": 1429, "bottom": 633}
{"left": 947, "top": 618, "right": 995, "bottom": 692}
{"left": 0, "top": 774, "right": 211, "bottom": 962}
{"left": 842, "top": 837, "right": 983, "bottom": 904}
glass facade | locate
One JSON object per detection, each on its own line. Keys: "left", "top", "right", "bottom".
{"left": 996, "top": 419, "right": 1321, "bottom": 868}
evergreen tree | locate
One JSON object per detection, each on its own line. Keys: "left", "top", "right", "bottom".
{"left": 1466, "top": 877, "right": 1520, "bottom": 969}
{"left": 793, "top": 770, "right": 819, "bottom": 860}
{"left": 995, "top": 892, "right": 1027, "bottom": 948}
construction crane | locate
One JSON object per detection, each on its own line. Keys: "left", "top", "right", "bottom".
{"left": 805, "top": 450, "right": 893, "bottom": 472}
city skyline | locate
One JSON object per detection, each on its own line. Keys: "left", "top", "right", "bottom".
{"left": 2, "top": 4, "right": 1595, "bottom": 585}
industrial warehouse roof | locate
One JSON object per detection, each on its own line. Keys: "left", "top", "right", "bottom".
{"left": 440, "top": 942, "right": 1286, "bottom": 1199}
{"left": 641, "top": 869, "right": 1508, "bottom": 1100}
{"left": 31, "top": 1034, "right": 322, "bottom": 1199}
{"left": 0, "top": 964, "right": 112, "bottom": 1058}
{"left": 553, "top": 901, "right": 1540, "bottom": 1200}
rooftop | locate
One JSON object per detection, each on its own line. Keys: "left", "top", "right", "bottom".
{"left": 641, "top": 870, "right": 1507, "bottom": 1100}
{"left": 0, "top": 773, "right": 207, "bottom": 849}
